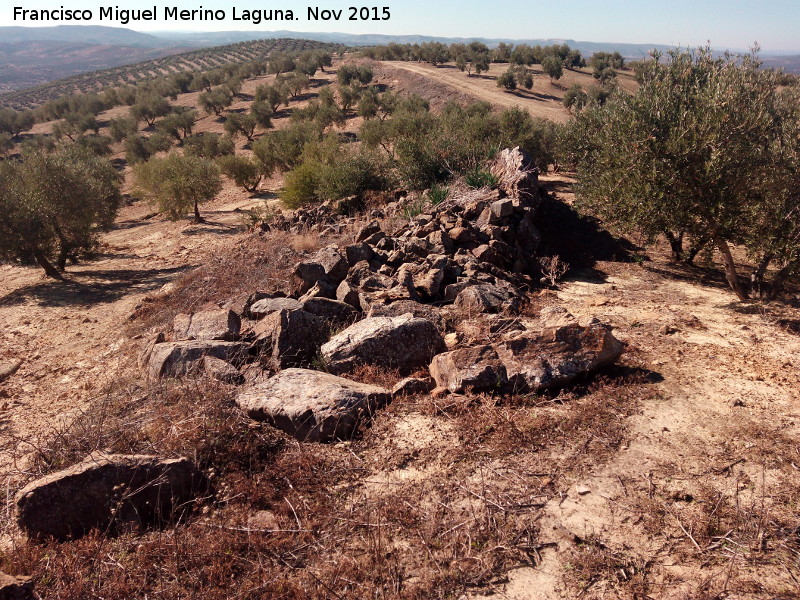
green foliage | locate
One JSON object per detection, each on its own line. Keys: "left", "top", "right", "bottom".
{"left": 0, "top": 145, "right": 121, "bottom": 276}
{"left": 0, "top": 108, "right": 34, "bottom": 138}
{"left": 567, "top": 46, "right": 796, "bottom": 299}
{"left": 198, "top": 87, "right": 233, "bottom": 116}
{"left": 465, "top": 169, "right": 499, "bottom": 189}
{"left": 337, "top": 64, "right": 374, "bottom": 86}
{"left": 254, "top": 83, "right": 289, "bottom": 112}
{"left": 123, "top": 135, "right": 152, "bottom": 164}
{"left": 223, "top": 112, "right": 258, "bottom": 141}
{"left": 281, "top": 140, "right": 390, "bottom": 209}
{"left": 249, "top": 101, "right": 273, "bottom": 129}
{"left": 541, "top": 56, "right": 564, "bottom": 81}
{"left": 563, "top": 84, "right": 588, "bottom": 111}
{"left": 130, "top": 92, "right": 172, "bottom": 126}
{"left": 284, "top": 72, "right": 310, "bottom": 99}
{"left": 217, "top": 154, "right": 262, "bottom": 192}
{"left": 156, "top": 108, "right": 197, "bottom": 140}
{"left": 183, "top": 132, "right": 235, "bottom": 159}
{"left": 251, "top": 121, "right": 320, "bottom": 177}
{"left": 0, "top": 133, "right": 13, "bottom": 156}
{"left": 496, "top": 69, "right": 517, "bottom": 90}
{"left": 133, "top": 152, "right": 222, "bottom": 221}
{"left": 109, "top": 116, "right": 138, "bottom": 142}
{"left": 427, "top": 184, "right": 448, "bottom": 205}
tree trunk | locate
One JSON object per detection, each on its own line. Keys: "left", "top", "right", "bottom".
{"left": 768, "top": 260, "right": 795, "bottom": 300}
{"left": 31, "top": 247, "right": 64, "bottom": 280}
{"left": 193, "top": 200, "right": 204, "bottom": 223}
{"left": 751, "top": 252, "right": 773, "bottom": 298}
{"left": 714, "top": 236, "right": 749, "bottom": 301}
{"left": 664, "top": 230, "right": 684, "bottom": 262}
{"left": 685, "top": 234, "right": 710, "bottom": 266}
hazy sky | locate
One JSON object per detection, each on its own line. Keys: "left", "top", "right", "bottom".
{"left": 2, "top": 0, "right": 799, "bottom": 52}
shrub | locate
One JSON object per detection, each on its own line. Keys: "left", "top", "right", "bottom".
{"left": 133, "top": 152, "right": 222, "bottom": 222}
{"left": 217, "top": 154, "right": 262, "bottom": 192}
{"left": 0, "top": 145, "right": 121, "bottom": 277}
{"left": 464, "top": 169, "right": 498, "bottom": 189}
{"left": 183, "top": 132, "right": 235, "bottom": 159}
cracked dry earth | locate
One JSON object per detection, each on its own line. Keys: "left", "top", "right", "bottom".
{"left": 2, "top": 176, "right": 800, "bottom": 597}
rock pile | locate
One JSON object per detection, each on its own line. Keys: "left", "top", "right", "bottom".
{"left": 137, "top": 147, "right": 625, "bottom": 442}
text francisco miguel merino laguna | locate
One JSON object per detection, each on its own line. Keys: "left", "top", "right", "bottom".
{"left": 13, "top": 5, "right": 392, "bottom": 24}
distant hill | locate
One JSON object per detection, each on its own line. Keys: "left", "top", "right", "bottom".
{"left": 0, "top": 25, "right": 166, "bottom": 48}
{"left": 0, "top": 41, "right": 186, "bottom": 92}
{"left": 154, "top": 29, "right": 676, "bottom": 59}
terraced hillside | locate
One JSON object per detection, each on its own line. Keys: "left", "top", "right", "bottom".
{"left": 0, "top": 38, "right": 344, "bottom": 111}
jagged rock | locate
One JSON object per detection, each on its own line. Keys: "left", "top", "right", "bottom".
{"left": 321, "top": 314, "right": 445, "bottom": 375}
{"left": 252, "top": 309, "right": 328, "bottom": 368}
{"left": 0, "top": 358, "right": 23, "bottom": 383}
{"left": 391, "top": 377, "right": 434, "bottom": 397}
{"left": 224, "top": 291, "right": 273, "bottom": 318}
{"left": 472, "top": 244, "right": 505, "bottom": 268}
{"left": 0, "top": 572, "right": 33, "bottom": 600}
{"left": 298, "top": 281, "right": 337, "bottom": 302}
{"left": 301, "top": 297, "right": 360, "bottom": 327}
{"left": 538, "top": 306, "right": 578, "bottom": 329}
{"left": 336, "top": 279, "right": 364, "bottom": 309}
{"left": 491, "top": 199, "right": 513, "bottom": 218}
{"left": 414, "top": 268, "right": 445, "bottom": 298}
{"left": 355, "top": 220, "right": 381, "bottom": 242}
{"left": 430, "top": 323, "right": 624, "bottom": 394}
{"left": 495, "top": 323, "right": 624, "bottom": 392}
{"left": 369, "top": 300, "right": 446, "bottom": 331}
{"left": 344, "top": 243, "right": 374, "bottom": 266}
{"left": 15, "top": 453, "right": 204, "bottom": 541}
{"left": 236, "top": 368, "right": 390, "bottom": 442}
{"left": 173, "top": 309, "right": 241, "bottom": 341}
{"left": 454, "top": 283, "right": 512, "bottom": 313}
{"left": 248, "top": 297, "right": 302, "bottom": 319}
{"left": 137, "top": 332, "right": 166, "bottom": 370}
{"left": 448, "top": 227, "right": 477, "bottom": 244}
{"left": 148, "top": 341, "right": 245, "bottom": 379}
{"left": 294, "top": 246, "right": 349, "bottom": 292}
{"left": 202, "top": 356, "right": 244, "bottom": 384}
{"left": 429, "top": 345, "right": 507, "bottom": 393}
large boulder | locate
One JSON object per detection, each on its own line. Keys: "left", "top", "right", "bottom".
{"left": 321, "top": 314, "right": 445, "bottom": 375}
{"left": 147, "top": 341, "right": 245, "bottom": 379}
{"left": 300, "top": 297, "right": 360, "bottom": 327}
{"left": 173, "top": 309, "right": 240, "bottom": 341}
{"left": 429, "top": 323, "right": 624, "bottom": 394}
{"left": 454, "top": 283, "right": 512, "bottom": 314}
{"left": 294, "top": 246, "right": 349, "bottom": 292}
{"left": 252, "top": 309, "right": 328, "bottom": 368}
{"left": 15, "top": 453, "right": 204, "bottom": 541}
{"left": 429, "top": 345, "right": 507, "bottom": 393}
{"left": 235, "top": 368, "right": 390, "bottom": 442}
{"left": 495, "top": 323, "right": 624, "bottom": 392}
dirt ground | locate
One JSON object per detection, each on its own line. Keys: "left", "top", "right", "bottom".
{"left": 2, "top": 60, "right": 799, "bottom": 597}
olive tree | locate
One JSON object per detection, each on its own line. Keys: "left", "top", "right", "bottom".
{"left": 133, "top": 152, "right": 222, "bottom": 222}
{"left": 567, "top": 47, "right": 789, "bottom": 300}
{"left": 0, "top": 146, "right": 121, "bottom": 277}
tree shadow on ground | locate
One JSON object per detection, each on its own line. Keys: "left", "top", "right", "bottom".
{"left": 0, "top": 265, "right": 191, "bottom": 308}
{"left": 534, "top": 186, "right": 639, "bottom": 284}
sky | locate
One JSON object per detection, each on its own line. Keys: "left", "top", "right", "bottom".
{"left": 2, "top": 0, "right": 799, "bottom": 53}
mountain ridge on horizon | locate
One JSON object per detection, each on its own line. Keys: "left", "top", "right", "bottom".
{"left": 0, "top": 24, "right": 798, "bottom": 93}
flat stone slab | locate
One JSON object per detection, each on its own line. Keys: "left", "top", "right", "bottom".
{"left": 16, "top": 453, "right": 203, "bottom": 541}
{"left": 236, "top": 368, "right": 391, "bottom": 442}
